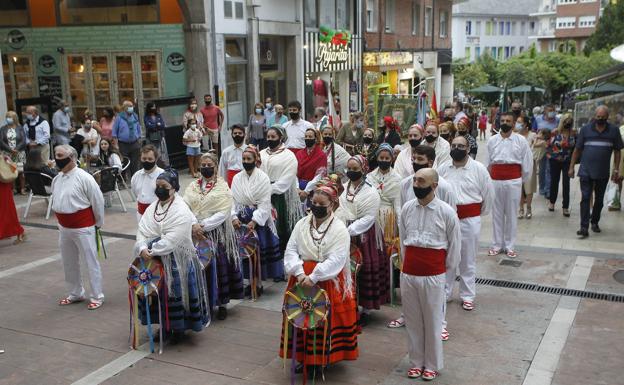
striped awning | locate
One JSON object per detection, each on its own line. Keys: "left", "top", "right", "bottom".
{"left": 304, "top": 32, "right": 361, "bottom": 73}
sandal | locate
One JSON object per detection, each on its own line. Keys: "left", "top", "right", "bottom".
{"left": 407, "top": 368, "right": 423, "bottom": 378}
{"left": 518, "top": 208, "right": 525, "bottom": 219}
{"left": 441, "top": 328, "right": 450, "bottom": 341}
{"left": 487, "top": 248, "right": 501, "bottom": 256}
{"left": 506, "top": 249, "right": 518, "bottom": 258}
{"left": 387, "top": 316, "right": 405, "bottom": 328}
{"left": 422, "top": 369, "right": 439, "bottom": 381}
{"left": 13, "top": 234, "right": 26, "bottom": 245}
{"left": 87, "top": 299, "right": 103, "bottom": 310}
{"left": 525, "top": 207, "right": 532, "bottom": 219}
{"left": 462, "top": 301, "right": 474, "bottom": 311}
{"left": 59, "top": 296, "right": 85, "bottom": 306}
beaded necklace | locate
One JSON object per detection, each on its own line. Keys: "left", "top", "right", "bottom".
{"left": 309, "top": 214, "right": 335, "bottom": 252}
{"left": 346, "top": 179, "right": 364, "bottom": 202}
{"left": 153, "top": 196, "right": 175, "bottom": 223}
{"left": 198, "top": 177, "right": 216, "bottom": 195}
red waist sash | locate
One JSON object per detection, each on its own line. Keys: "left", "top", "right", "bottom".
{"left": 402, "top": 246, "right": 447, "bottom": 276}
{"left": 226, "top": 169, "right": 240, "bottom": 187}
{"left": 55, "top": 207, "right": 96, "bottom": 229}
{"left": 490, "top": 164, "right": 522, "bottom": 180}
{"left": 457, "top": 202, "right": 482, "bottom": 219}
{"left": 137, "top": 202, "right": 150, "bottom": 215}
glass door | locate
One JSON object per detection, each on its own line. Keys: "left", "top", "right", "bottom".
{"left": 2, "top": 54, "right": 36, "bottom": 113}
{"left": 90, "top": 56, "right": 111, "bottom": 119}
{"left": 114, "top": 55, "right": 135, "bottom": 104}
{"left": 139, "top": 54, "right": 160, "bottom": 102}
{"left": 67, "top": 55, "right": 88, "bottom": 118}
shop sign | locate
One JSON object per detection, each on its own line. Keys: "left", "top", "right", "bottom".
{"left": 305, "top": 31, "right": 360, "bottom": 73}
{"left": 166, "top": 52, "right": 185, "bottom": 73}
{"left": 363, "top": 52, "right": 413, "bottom": 67}
{"left": 7, "top": 30, "right": 26, "bottom": 50}
{"left": 315, "top": 42, "right": 350, "bottom": 70}
{"left": 38, "top": 55, "right": 57, "bottom": 74}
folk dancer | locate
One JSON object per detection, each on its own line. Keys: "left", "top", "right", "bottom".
{"left": 422, "top": 121, "right": 451, "bottom": 169}
{"left": 52, "top": 145, "right": 105, "bottom": 310}
{"left": 354, "top": 128, "right": 380, "bottom": 171}
{"left": 399, "top": 168, "right": 460, "bottom": 381}
{"left": 486, "top": 112, "right": 533, "bottom": 258}
{"left": 335, "top": 155, "right": 386, "bottom": 326}
{"left": 296, "top": 128, "right": 327, "bottom": 191}
{"left": 218, "top": 124, "right": 247, "bottom": 187}
{"left": 184, "top": 152, "right": 244, "bottom": 321}
{"left": 135, "top": 169, "right": 210, "bottom": 343}
{"left": 280, "top": 179, "right": 359, "bottom": 378}
{"left": 394, "top": 125, "right": 424, "bottom": 179}
{"left": 322, "top": 126, "right": 350, "bottom": 178}
{"left": 131, "top": 144, "right": 164, "bottom": 220}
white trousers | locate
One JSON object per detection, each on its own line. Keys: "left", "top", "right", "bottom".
{"left": 401, "top": 272, "right": 445, "bottom": 371}
{"left": 59, "top": 225, "right": 104, "bottom": 301}
{"left": 445, "top": 216, "right": 481, "bottom": 302}
{"left": 491, "top": 178, "right": 522, "bottom": 251}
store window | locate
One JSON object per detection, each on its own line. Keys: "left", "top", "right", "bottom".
{"left": 0, "top": 0, "right": 29, "bottom": 27}
{"left": 2, "top": 54, "right": 35, "bottom": 111}
{"left": 57, "top": 0, "right": 158, "bottom": 25}
{"left": 305, "top": 0, "right": 318, "bottom": 28}
{"left": 366, "top": 0, "right": 378, "bottom": 32}
{"left": 412, "top": 1, "right": 420, "bottom": 35}
{"left": 225, "top": 38, "right": 248, "bottom": 126}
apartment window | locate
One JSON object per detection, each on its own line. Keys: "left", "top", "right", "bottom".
{"left": 440, "top": 11, "right": 448, "bottom": 37}
{"left": 521, "top": 21, "right": 526, "bottom": 35}
{"left": 57, "top": 0, "right": 158, "bottom": 25}
{"left": 557, "top": 17, "right": 576, "bottom": 29}
{"left": 505, "top": 46, "right": 510, "bottom": 59}
{"left": 465, "top": 47, "right": 471, "bottom": 60}
{"left": 475, "top": 46, "right": 481, "bottom": 57}
{"left": 235, "top": 1, "right": 243, "bottom": 19}
{"left": 550, "top": 17, "right": 556, "bottom": 29}
{"left": 0, "top": 0, "right": 29, "bottom": 27}
{"left": 519, "top": 46, "right": 525, "bottom": 53}
{"left": 510, "top": 46, "right": 516, "bottom": 56}
{"left": 511, "top": 21, "right": 517, "bottom": 35}
{"left": 578, "top": 16, "right": 596, "bottom": 28}
{"left": 580, "top": 0, "right": 596, "bottom": 2}
{"left": 549, "top": 40, "right": 557, "bottom": 52}
{"left": 385, "top": 0, "right": 395, "bottom": 32}
{"left": 499, "top": 21, "right": 504, "bottom": 35}
{"left": 557, "top": 0, "right": 576, "bottom": 4}
{"left": 336, "top": 0, "right": 349, "bottom": 30}
{"left": 491, "top": 47, "right": 497, "bottom": 58}
{"left": 305, "top": 0, "right": 318, "bottom": 28}
{"left": 366, "top": 0, "right": 377, "bottom": 32}
{"left": 412, "top": 1, "right": 421, "bottom": 35}
{"left": 485, "top": 21, "right": 492, "bottom": 36}
{"left": 466, "top": 20, "right": 472, "bottom": 36}
{"left": 475, "top": 21, "right": 481, "bottom": 36}
{"left": 224, "top": 1, "right": 233, "bottom": 18}
{"left": 319, "top": 0, "right": 336, "bottom": 29}
{"left": 424, "top": 7, "right": 432, "bottom": 36}
{"left": 505, "top": 21, "right": 511, "bottom": 35}
{"left": 530, "top": 21, "right": 535, "bottom": 32}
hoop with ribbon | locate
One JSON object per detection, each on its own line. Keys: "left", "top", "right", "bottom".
{"left": 236, "top": 228, "right": 261, "bottom": 300}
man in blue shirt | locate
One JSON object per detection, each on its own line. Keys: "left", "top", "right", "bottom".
{"left": 532, "top": 104, "right": 560, "bottom": 199}
{"left": 569, "top": 106, "right": 623, "bottom": 238}
{"left": 112, "top": 100, "right": 142, "bottom": 176}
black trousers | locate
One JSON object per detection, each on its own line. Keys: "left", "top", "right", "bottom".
{"left": 579, "top": 177, "right": 609, "bottom": 229}
{"left": 549, "top": 158, "right": 571, "bottom": 209}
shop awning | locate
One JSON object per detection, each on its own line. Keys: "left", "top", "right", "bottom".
{"left": 578, "top": 83, "right": 624, "bottom": 94}
{"left": 469, "top": 84, "right": 502, "bottom": 93}
{"left": 508, "top": 85, "right": 545, "bottom": 93}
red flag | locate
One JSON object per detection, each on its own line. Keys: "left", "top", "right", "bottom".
{"left": 430, "top": 90, "right": 438, "bottom": 120}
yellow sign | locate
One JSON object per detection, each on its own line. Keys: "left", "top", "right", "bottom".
{"left": 363, "top": 52, "right": 413, "bottom": 67}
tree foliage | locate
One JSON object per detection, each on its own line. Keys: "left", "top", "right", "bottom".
{"left": 584, "top": 0, "right": 624, "bottom": 54}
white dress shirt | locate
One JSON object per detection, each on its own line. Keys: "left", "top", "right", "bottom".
{"left": 437, "top": 157, "right": 494, "bottom": 215}
{"left": 400, "top": 174, "right": 457, "bottom": 210}
{"left": 218, "top": 143, "right": 247, "bottom": 178}
{"left": 131, "top": 166, "right": 164, "bottom": 205}
{"left": 486, "top": 132, "right": 533, "bottom": 182}
{"left": 283, "top": 119, "right": 314, "bottom": 149}
{"left": 51, "top": 167, "right": 105, "bottom": 228}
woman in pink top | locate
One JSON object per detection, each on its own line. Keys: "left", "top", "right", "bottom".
{"left": 99, "top": 107, "right": 115, "bottom": 141}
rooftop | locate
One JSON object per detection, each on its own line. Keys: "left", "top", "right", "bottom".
{"left": 453, "top": 0, "right": 542, "bottom": 17}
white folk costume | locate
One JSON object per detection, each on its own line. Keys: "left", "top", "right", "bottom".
{"left": 486, "top": 132, "right": 533, "bottom": 253}
{"left": 131, "top": 166, "right": 164, "bottom": 220}
{"left": 324, "top": 142, "right": 351, "bottom": 177}
{"left": 218, "top": 143, "right": 247, "bottom": 187}
{"left": 184, "top": 176, "right": 244, "bottom": 308}
{"left": 260, "top": 144, "right": 303, "bottom": 252}
{"left": 279, "top": 214, "right": 359, "bottom": 366}
{"left": 399, "top": 197, "right": 460, "bottom": 374}
{"left": 394, "top": 147, "right": 415, "bottom": 179}
{"left": 425, "top": 137, "right": 451, "bottom": 169}
{"left": 231, "top": 166, "right": 282, "bottom": 279}
{"left": 438, "top": 158, "right": 494, "bottom": 304}
{"left": 134, "top": 193, "right": 210, "bottom": 334}
{"left": 51, "top": 167, "right": 105, "bottom": 302}
{"left": 400, "top": 174, "right": 457, "bottom": 209}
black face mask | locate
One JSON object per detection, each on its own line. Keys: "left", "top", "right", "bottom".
{"left": 378, "top": 160, "right": 391, "bottom": 171}
{"left": 346, "top": 170, "right": 362, "bottom": 181}
{"left": 440, "top": 133, "right": 450, "bottom": 141}
{"left": 413, "top": 162, "right": 427, "bottom": 174}
{"left": 305, "top": 139, "right": 316, "bottom": 148}
{"left": 409, "top": 139, "right": 422, "bottom": 148}
{"left": 362, "top": 137, "right": 373, "bottom": 144}
{"left": 267, "top": 139, "right": 280, "bottom": 149}
{"left": 205, "top": 100, "right": 212, "bottom": 105}
{"left": 155, "top": 186, "right": 170, "bottom": 201}
{"left": 450, "top": 148, "right": 467, "bottom": 162}
{"left": 242, "top": 162, "right": 256, "bottom": 171}
{"left": 55, "top": 157, "right": 71, "bottom": 170}
{"left": 142, "top": 161, "right": 156, "bottom": 171}
{"left": 310, "top": 204, "right": 329, "bottom": 219}
{"left": 289, "top": 112, "right": 299, "bottom": 120}
{"left": 500, "top": 124, "right": 512, "bottom": 133}
{"left": 563, "top": 123, "right": 573, "bottom": 130}
{"left": 200, "top": 167, "right": 215, "bottom": 178}
{"left": 425, "top": 134, "right": 437, "bottom": 143}
{"left": 232, "top": 135, "right": 245, "bottom": 144}
{"left": 457, "top": 131, "right": 467, "bottom": 136}
{"left": 512, "top": 109, "right": 521, "bottom": 117}
{"left": 413, "top": 185, "right": 433, "bottom": 199}
{"left": 595, "top": 118, "right": 607, "bottom": 126}
{"left": 323, "top": 136, "right": 334, "bottom": 145}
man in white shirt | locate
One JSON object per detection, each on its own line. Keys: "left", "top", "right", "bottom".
{"left": 438, "top": 136, "right": 494, "bottom": 314}
{"left": 131, "top": 144, "right": 164, "bottom": 221}
{"left": 52, "top": 100, "right": 72, "bottom": 146}
{"left": 24, "top": 105, "right": 51, "bottom": 162}
{"left": 282, "top": 100, "right": 313, "bottom": 156}
{"left": 452, "top": 101, "right": 467, "bottom": 126}
{"left": 399, "top": 168, "right": 460, "bottom": 381}
{"left": 486, "top": 112, "right": 533, "bottom": 258}
{"left": 218, "top": 124, "right": 247, "bottom": 186}
{"left": 263, "top": 96, "right": 275, "bottom": 124}
{"left": 51, "top": 145, "right": 105, "bottom": 310}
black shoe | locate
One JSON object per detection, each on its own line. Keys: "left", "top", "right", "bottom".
{"left": 576, "top": 228, "right": 589, "bottom": 238}
{"left": 359, "top": 312, "right": 370, "bottom": 327}
{"left": 294, "top": 363, "right": 305, "bottom": 374}
{"left": 169, "top": 331, "right": 185, "bottom": 345}
{"left": 217, "top": 306, "right": 227, "bottom": 320}
{"left": 273, "top": 276, "right": 287, "bottom": 283}
{"left": 591, "top": 223, "right": 601, "bottom": 233}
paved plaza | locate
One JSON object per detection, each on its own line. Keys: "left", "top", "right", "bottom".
{"left": 1, "top": 144, "right": 623, "bottom": 385}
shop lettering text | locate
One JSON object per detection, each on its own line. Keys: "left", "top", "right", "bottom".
{"left": 315, "top": 43, "right": 349, "bottom": 69}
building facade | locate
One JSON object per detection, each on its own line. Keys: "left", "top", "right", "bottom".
{"left": 451, "top": 0, "right": 541, "bottom": 62}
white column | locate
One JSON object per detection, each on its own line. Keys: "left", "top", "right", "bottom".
{"left": 0, "top": 48, "right": 8, "bottom": 115}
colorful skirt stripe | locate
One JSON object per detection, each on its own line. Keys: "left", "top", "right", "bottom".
{"left": 279, "top": 261, "right": 359, "bottom": 366}
{"left": 205, "top": 236, "right": 244, "bottom": 307}
{"left": 356, "top": 225, "right": 390, "bottom": 310}
{"left": 238, "top": 206, "right": 283, "bottom": 279}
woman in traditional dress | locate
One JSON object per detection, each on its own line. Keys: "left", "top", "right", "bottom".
{"left": 296, "top": 128, "right": 327, "bottom": 191}
{"left": 335, "top": 155, "right": 386, "bottom": 326}
{"left": 134, "top": 169, "right": 210, "bottom": 343}
{"left": 321, "top": 126, "right": 350, "bottom": 178}
{"left": 394, "top": 125, "right": 424, "bottom": 179}
{"left": 354, "top": 128, "right": 380, "bottom": 171}
{"left": 184, "top": 152, "right": 243, "bottom": 320}
{"left": 280, "top": 178, "right": 358, "bottom": 378}
{"left": 423, "top": 120, "right": 451, "bottom": 169}
{"left": 231, "top": 146, "right": 282, "bottom": 285}
{"left": 260, "top": 126, "right": 303, "bottom": 266}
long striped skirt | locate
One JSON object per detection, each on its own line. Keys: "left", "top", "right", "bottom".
{"left": 279, "top": 261, "right": 358, "bottom": 366}
{"left": 271, "top": 193, "right": 291, "bottom": 253}
{"left": 237, "top": 206, "right": 283, "bottom": 279}
{"left": 356, "top": 225, "right": 390, "bottom": 310}
{"left": 204, "top": 230, "right": 244, "bottom": 307}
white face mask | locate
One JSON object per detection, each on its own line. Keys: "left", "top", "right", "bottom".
{"left": 190, "top": 124, "right": 197, "bottom": 130}
{"left": 6, "top": 117, "right": 14, "bottom": 125}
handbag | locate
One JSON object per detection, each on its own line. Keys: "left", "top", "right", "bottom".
{"left": 0, "top": 153, "right": 18, "bottom": 183}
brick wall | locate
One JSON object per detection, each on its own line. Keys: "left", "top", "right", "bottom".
{"left": 555, "top": 1, "right": 600, "bottom": 38}
{"left": 364, "top": 0, "right": 452, "bottom": 51}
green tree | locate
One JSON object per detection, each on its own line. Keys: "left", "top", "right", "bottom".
{"left": 584, "top": 0, "right": 624, "bottom": 54}
{"left": 452, "top": 60, "right": 489, "bottom": 92}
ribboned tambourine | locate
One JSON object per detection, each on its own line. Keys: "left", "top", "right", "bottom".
{"left": 196, "top": 238, "right": 216, "bottom": 269}
{"left": 283, "top": 284, "right": 330, "bottom": 330}
{"left": 350, "top": 243, "right": 363, "bottom": 275}
{"left": 127, "top": 257, "right": 164, "bottom": 298}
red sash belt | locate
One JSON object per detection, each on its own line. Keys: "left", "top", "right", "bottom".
{"left": 55, "top": 207, "right": 96, "bottom": 229}
{"left": 457, "top": 202, "right": 482, "bottom": 219}
{"left": 490, "top": 164, "right": 522, "bottom": 180}
{"left": 402, "top": 246, "right": 447, "bottom": 276}
{"left": 137, "top": 202, "right": 150, "bottom": 215}
{"left": 226, "top": 169, "right": 240, "bottom": 187}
